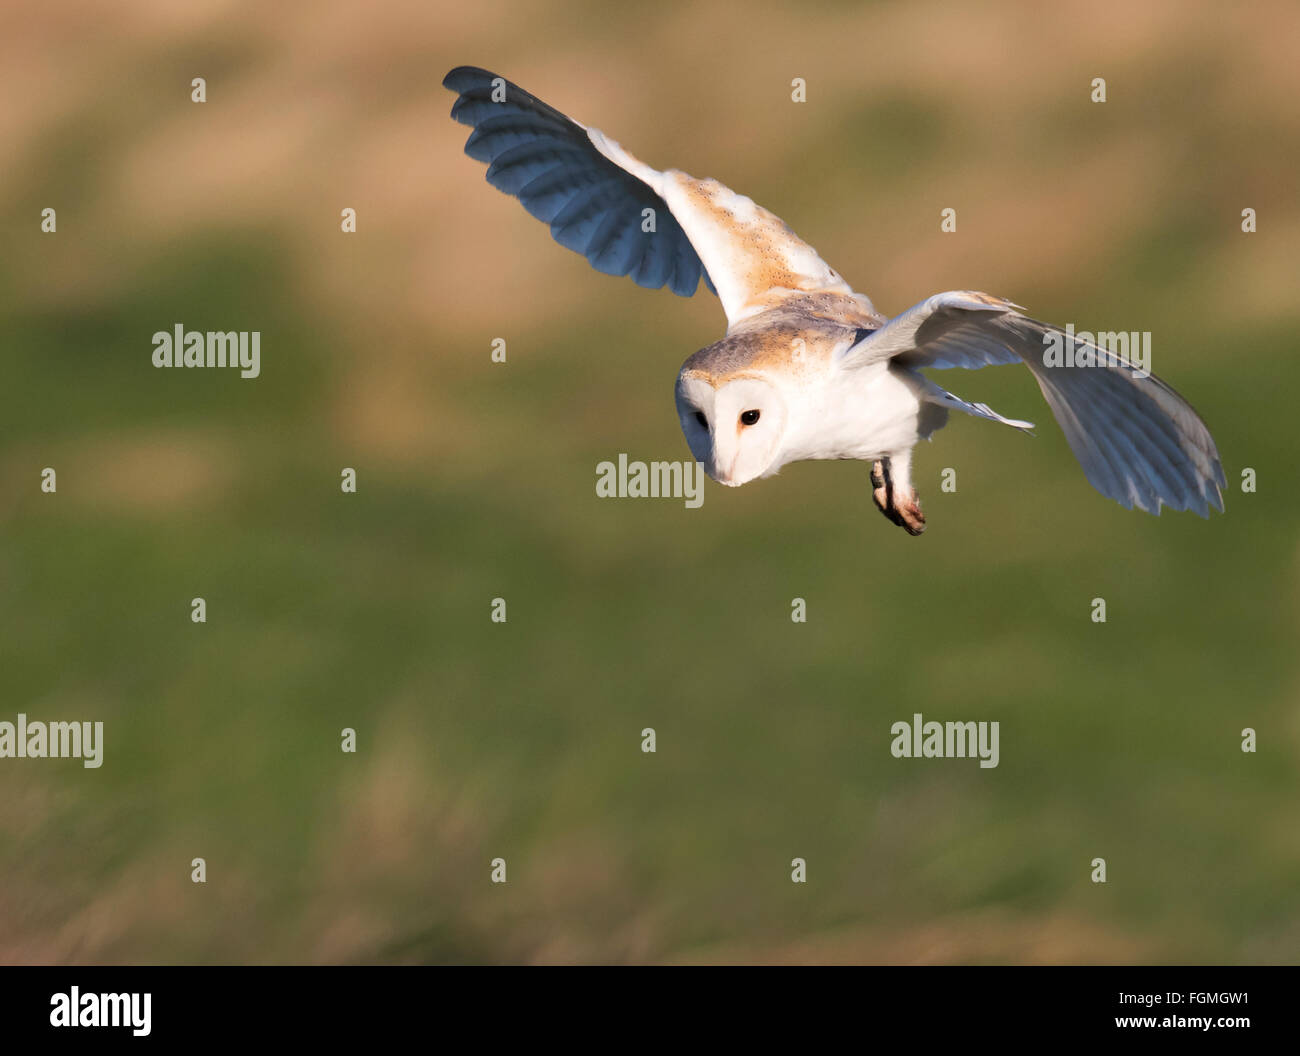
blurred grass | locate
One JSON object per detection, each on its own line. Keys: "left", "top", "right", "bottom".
{"left": 1, "top": 0, "right": 1298, "bottom": 964}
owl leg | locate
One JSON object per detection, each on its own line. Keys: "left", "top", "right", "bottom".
{"left": 870, "top": 452, "right": 926, "bottom": 536}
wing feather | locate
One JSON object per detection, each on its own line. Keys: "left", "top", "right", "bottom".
{"left": 839, "top": 291, "right": 1226, "bottom": 515}
{"left": 446, "top": 66, "right": 866, "bottom": 323}
{"left": 444, "top": 66, "right": 712, "bottom": 298}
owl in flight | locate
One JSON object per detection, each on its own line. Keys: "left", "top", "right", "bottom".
{"left": 444, "top": 66, "right": 1224, "bottom": 534}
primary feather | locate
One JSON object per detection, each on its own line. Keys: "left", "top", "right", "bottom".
{"left": 443, "top": 66, "right": 712, "bottom": 297}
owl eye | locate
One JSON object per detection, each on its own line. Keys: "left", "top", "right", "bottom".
{"left": 740, "top": 409, "right": 761, "bottom": 426}
{"left": 694, "top": 411, "right": 708, "bottom": 429}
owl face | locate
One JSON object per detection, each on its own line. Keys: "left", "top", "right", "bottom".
{"left": 675, "top": 373, "right": 788, "bottom": 486}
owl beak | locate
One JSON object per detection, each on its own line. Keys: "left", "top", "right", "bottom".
{"left": 708, "top": 453, "right": 743, "bottom": 487}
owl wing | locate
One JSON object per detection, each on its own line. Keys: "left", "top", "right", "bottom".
{"left": 444, "top": 67, "right": 855, "bottom": 325}
{"left": 838, "top": 291, "right": 1226, "bottom": 516}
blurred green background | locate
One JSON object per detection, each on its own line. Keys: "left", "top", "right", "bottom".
{"left": 2, "top": 0, "right": 1297, "bottom": 964}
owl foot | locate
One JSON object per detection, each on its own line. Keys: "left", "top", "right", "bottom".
{"left": 871, "top": 459, "right": 926, "bottom": 536}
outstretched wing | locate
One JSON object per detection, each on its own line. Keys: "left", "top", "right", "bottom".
{"left": 838, "top": 291, "right": 1226, "bottom": 516}
{"left": 444, "top": 66, "right": 711, "bottom": 298}
{"left": 444, "top": 66, "right": 859, "bottom": 326}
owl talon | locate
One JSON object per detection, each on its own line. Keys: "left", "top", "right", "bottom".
{"left": 871, "top": 458, "right": 926, "bottom": 535}
{"left": 896, "top": 496, "right": 926, "bottom": 535}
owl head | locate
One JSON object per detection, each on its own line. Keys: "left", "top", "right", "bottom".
{"left": 675, "top": 369, "right": 788, "bottom": 486}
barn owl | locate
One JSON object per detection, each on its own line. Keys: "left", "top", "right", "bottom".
{"left": 444, "top": 66, "right": 1224, "bottom": 534}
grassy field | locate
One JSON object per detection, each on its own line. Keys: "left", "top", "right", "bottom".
{"left": 1, "top": 0, "right": 1297, "bottom": 963}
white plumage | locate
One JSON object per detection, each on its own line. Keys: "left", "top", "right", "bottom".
{"left": 445, "top": 67, "right": 1225, "bottom": 534}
